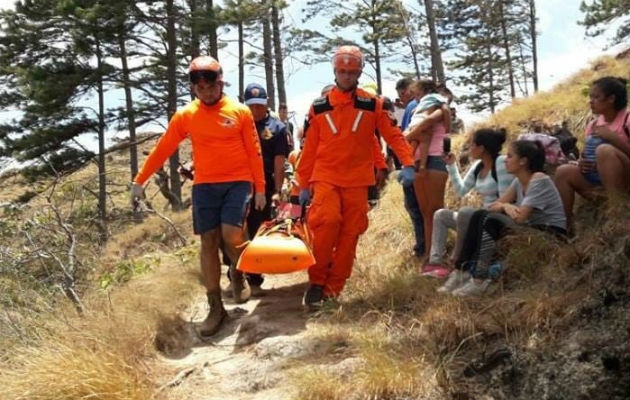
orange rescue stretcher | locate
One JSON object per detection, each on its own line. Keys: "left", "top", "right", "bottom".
{"left": 237, "top": 203, "right": 315, "bottom": 274}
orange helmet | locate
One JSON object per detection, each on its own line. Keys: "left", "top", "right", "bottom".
{"left": 288, "top": 150, "right": 300, "bottom": 166}
{"left": 332, "top": 45, "right": 364, "bottom": 71}
{"left": 189, "top": 56, "right": 223, "bottom": 83}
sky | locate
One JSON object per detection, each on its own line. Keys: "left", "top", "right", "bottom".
{"left": 0, "top": 0, "right": 624, "bottom": 153}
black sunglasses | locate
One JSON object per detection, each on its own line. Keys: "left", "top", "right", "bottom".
{"left": 189, "top": 70, "right": 220, "bottom": 84}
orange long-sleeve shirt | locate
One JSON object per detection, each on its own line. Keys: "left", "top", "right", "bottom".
{"left": 297, "top": 87, "right": 413, "bottom": 188}
{"left": 134, "top": 96, "right": 265, "bottom": 193}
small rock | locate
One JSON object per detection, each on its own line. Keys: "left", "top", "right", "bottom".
{"left": 321, "top": 357, "right": 364, "bottom": 378}
{"left": 254, "top": 335, "right": 313, "bottom": 360}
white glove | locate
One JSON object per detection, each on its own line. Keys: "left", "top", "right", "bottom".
{"left": 130, "top": 182, "right": 145, "bottom": 206}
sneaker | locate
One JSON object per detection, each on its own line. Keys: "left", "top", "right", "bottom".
{"left": 199, "top": 291, "right": 228, "bottom": 337}
{"left": 229, "top": 265, "right": 251, "bottom": 304}
{"left": 437, "top": 270, "right": 471, "bottom": 293}
{"left": 424, "top": 267, "right": 451, "bottom": 278}
{"left": 421, "top": 263, "right": 451, "bottom": 278}
{"left": 451, "top": 278, "right": 491, "bottom": 297}
{"left": 302, "top": 284, "right": 324, "bottom": 309}
{"left": 421, "top": 263, "right": 441, "bottom": 274}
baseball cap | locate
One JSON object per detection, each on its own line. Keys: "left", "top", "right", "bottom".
{"left": 244, "top": 83, "right": 268, "bottom": 106}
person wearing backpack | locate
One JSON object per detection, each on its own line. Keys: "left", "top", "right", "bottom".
{"left": 554, "top": 76, "right": 630, "bottom": 230}
{"left": 422, "top": 128, "right": 514, "bottom": 277}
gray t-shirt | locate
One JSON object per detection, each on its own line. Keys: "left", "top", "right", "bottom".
{"left": 511, "top": 175, "right": 567, "bottom": 230}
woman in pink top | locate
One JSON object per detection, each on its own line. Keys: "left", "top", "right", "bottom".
{"left": 554, "top": 76, "right": 630, "bottom": 229}
{"left": 404, "top": 80, "right": 451, "bottom": 258}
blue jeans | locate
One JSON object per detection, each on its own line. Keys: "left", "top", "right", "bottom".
{"left": 403, "top": 184, "right": 425, "bottom": 256}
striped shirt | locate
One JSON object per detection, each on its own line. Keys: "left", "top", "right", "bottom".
{"left": 446, "top": 155, "right": 514, "bottom": 208}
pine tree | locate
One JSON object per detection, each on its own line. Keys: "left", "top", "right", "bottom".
{"left": 271, "top": 0, "right": 287, "bottom": 107}
{"left": 527, "top": 0, "right": 538, "bottom": 92}
{"left": 302, "top": 0, "right": 408, "bottom": 93}
{"left": 166, "top": 0, "right": 183, "bottom": 210}
{"left": 580, "top": 0, "right": 630, "bottom": 45}
{"left": 223, "top": 0, "right": 261, "bottom": 100}
{"left": 0, "top": 1, "right": 97, "bottom": 178}
{"left": 131, "top": 0, "right": 195, "bottom": 210}
{"left": 422, "top": 0, "right": 446, "bottom": 82}
{"left": 206, "top": 0, "right": 219, "bottom": 59}
{"left": 445, "top": 0, "right": 509, "bottom": 112}
{"left": 261, "top": 0, "right": 276, "bottom": 109}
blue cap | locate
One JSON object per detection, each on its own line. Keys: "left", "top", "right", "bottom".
{"left": 244, "top": 83, "right": 268, "bottom": 106}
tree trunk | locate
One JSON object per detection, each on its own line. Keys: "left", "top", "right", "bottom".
{"left": 189, "top": 0, "right": 201, "bottom": 101}
{"left": 95, "top": 39, "right": 107, "bottom": 241}
{"left": 271, "top": 0, "right": 286, "bottom": 107}
{"left": 397, "top": 0, "right": 421, "bottom": 79}
{"left": 262, "top": 1, "right": 275, "bottom": 110}
{"left": 166, "top": 0, "right": 182, "bottom": 210}
{"left": 118, "top": 32, "right": 138, "bottom": 182}
{"left": 517, "top": 34, "right": 529, "bottom": 96}
{"left": 528, "top": 0, "right": 538, "bottom": 92}
{"left": 423, "top": 0, "right": 445, "bottom": 82}
{"left": 206, "top": 0, "right": 218, "bottom": 59}
{"left": 371, "top": 0, "right": 382, "bottom": 94}
{"left": 498, "top": 0, "right": 515, "bottom": 98}
{"left": 373, "top": 37, "right": 382, "bottom": 94}
{"left": 487, "top": 43, "right": 495, "bottom": 113}
{"left": 238, "top": 19, "right": 244, "bottom": 101}
{"left": 189, "top": 0, "right": 201, "bottom": 59}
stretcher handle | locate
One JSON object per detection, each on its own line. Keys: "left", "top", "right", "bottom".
{"left": 300, "top": 203, "right": 307, "bottom": 221}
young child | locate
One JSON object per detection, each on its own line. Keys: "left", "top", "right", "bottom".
{"left": 407, "top": 93, "right": 448, "bottom": 169}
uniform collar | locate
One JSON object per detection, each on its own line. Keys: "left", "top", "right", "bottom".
{"left": 328, "top": 86, "right": 355, "bottom": 105}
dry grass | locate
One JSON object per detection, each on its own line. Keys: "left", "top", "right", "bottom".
{"left": 0, "top": 247, "right": 201, "bottom": 400}
{"left": 477, "top": 56, "right": 629, "bottom": 143}
{"left": 292, "top": 54, "right": 630, "bottom": 399}
{"left": 292, "top": 325, "right": 438, "bottom": 400}
{"left": 0, "top": 56, "right": 627, "bottom": 399}
{"left": 292, "top": 180, "right": 628, "bottom": 398}
{"left": 0, "top": 129, "right": 202, "bottom": 399}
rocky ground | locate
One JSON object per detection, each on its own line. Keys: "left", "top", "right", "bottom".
{"left": 156, "top": 271, "right": 333, "bottom": 400}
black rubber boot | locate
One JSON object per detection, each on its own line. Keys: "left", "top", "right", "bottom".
{"left": 302, "top": 284, "right": 324, "bottom": 309}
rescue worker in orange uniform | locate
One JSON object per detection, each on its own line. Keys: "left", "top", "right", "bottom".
{"left": 130, "top": 56, "right": 265, "bottom": 336}
{"left": 296, "top": 45, "right": 416, "bottom": 307}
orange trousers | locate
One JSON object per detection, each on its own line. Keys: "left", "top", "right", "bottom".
{"left": 307, "top": 182, "right": 369, "bottom": 297}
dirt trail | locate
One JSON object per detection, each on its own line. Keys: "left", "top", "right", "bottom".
{"left": 158, "top": 270, "right": 316, "bottom": 400}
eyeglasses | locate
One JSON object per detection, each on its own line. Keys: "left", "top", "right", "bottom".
{"left": 189, "top": 70, "right": 220, "bottom": 84}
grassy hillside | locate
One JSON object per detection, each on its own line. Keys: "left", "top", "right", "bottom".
{"left": 0, "top": 54, "right": 628, "bottom": 399}
{"left": 481, "top": 52, "right": 629, "bottom": 142}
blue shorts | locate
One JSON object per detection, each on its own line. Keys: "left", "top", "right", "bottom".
{"left": 192, "top": 182, "right": 252, "bottom": 234}
{"left": 420, "top": 155, "right": 447, "bottom": 172}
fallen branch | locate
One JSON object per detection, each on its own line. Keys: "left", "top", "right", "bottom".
{"left": 157, "top": 367, "right": 196, "bottom": 392}
{"left": 134, "top": 199, "right": 188, "bottom": 247}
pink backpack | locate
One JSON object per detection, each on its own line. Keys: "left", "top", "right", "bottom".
{"left": 517, "top": 133, "right": 567, "bottom": 166}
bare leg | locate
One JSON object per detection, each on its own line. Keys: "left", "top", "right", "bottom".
{"left": 221, "top": 223, "right": 247, "bottom": 263}
{"left": 554, "top": 164, "right": 597, "bottom": 227}
{"left": 221, "top": 223, "right": 250, "bottom": 303}
{"left": 596, "top": 144, "right": 630, "bottom": 193}
{"left": 414, "top": 170, "right": 448, "bottom": 253}
{"left": 200, "top": 229, "right": 221, "bottom": 293}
